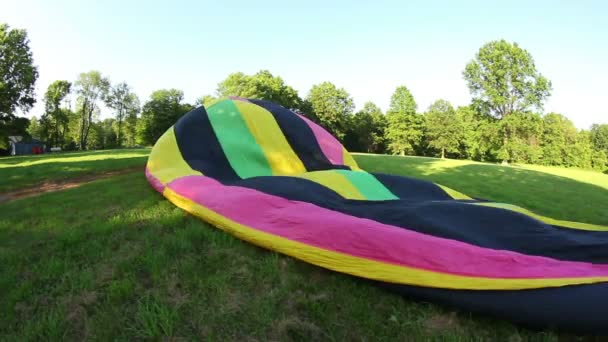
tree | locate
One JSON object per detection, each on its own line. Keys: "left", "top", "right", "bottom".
{"left": 27, "top": 116, "right": 42, "bottom": 138}
{"left": 541, "top": 113, "right": 577, "bottom": 166}
{"left": 0, "top": 24, "right": 39, "bottom": 149}
{"left": 42, "top": 80, "right": 71, "bottom": 147}
{"left": 305, "top": 82, "right": 354, "bottom": 140}
{"left": 138, "top": 89, "right": 193, "bottom": 145}
{"left": 499, "top": 112, "right": 543, "bottom": 164}
{"left": 217, "top": 70, "right": 303, "bottom": 111}
{"left": 0, "top": 24, "right": 38, "bottom": 121}
{"left": 385, "top": 86, "right": 424, "bottom": 155}
{"left": 74, "top": 71, "right": 109, "bottom": 150}
{"left": 463, "top": 40, "right": 552, "bottom": 119}
{"left": 425, "top": 100, "right": 461, "bottom": 158}
{"left": 344, "top": 101, "right": 387, "bottom": 153}
{"left": 195, "top": 95, "right": 217, "bottom": 108}
{"left": 105, "top": 82, "right": 139, "bottom": 147}
{"left": 590, "top": 124, "right": 608, "bottom": 155}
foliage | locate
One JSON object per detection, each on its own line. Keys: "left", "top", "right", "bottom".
{"left": 499, "top": 112, "right": 543, "bottom": 164}
{"left": 138, "top": 89, "right": 193, "bottom": 145}
{"left": 463, "top": 40, "right": 551, "bottom": 119}
{"left": 74, "top": 71, "right": 110, "bottom": 150}
{"left": 0, "top": 23, "right": 38, "bottom": 121}
{"left": 195, "top": 95, "right": 218, "bottom": 108}
{"left": 217, "top": 70, "right": 303, "bottom": 111}
{"left": 105, "top": 82, "right": 140, "bottom": 147}
{"left": 344, "top": 102, "right": 387, "bottom": 153}
{"left": 305, "top": 82, "right": 354, "bottom": 140}
{"left": 385, "top": 86, "right": 423, "bottom": 155}
{"left": 424, "top": 100, "right": 461, "bottom": 158}
{"left": 590, "top": 124, "right": 608, "bottom": 155}
{"left": 40, "top": 80, "right": 71, "bottom": 147}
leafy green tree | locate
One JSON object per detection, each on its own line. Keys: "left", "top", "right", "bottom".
{"left": 464, "top": 40, "right": 552, "bottom": 163}
{"left": 565, "top": 130, "right": 594, "bottom": 169}
{"left": 385, "top": 86, "right": 423, "bottom": 155}
{"left": 541, "top": 113, "right": 577, "bottom": 166}
{"left": 74, "top": 71, "right": 110, "bottom": 150}
{"left": 499, "top": 112, "right": 543, "bottom": 164}
{"left": 344, "top": 101, "right": 387, "bottom": 153}
{"left": 305, "top": 82, "right": 354, "bottom": 140}
{"left": 463, "top": 40, "right": 552, "bottom": 119}
{"left": 41, "top": 80, "right": 71, "bottom": 147}
{"left": 195, "top": 95, "right": 218, "bottom": 108}
{"left": 27, "top": 116, "right": 42, "bottom": 138}
{"left": 591, "top": 150, "right": 608, "bottom": 172}
{"left": 217, "top": 70, "right": 303, "bottom": 111}
{"left": 0, "top": 24, "right": 39, "bottom": 148}
{"left": 138, "top": 89, "right": 193, "bottom": 145}
{"left": 590, "top": 124, "right": 608, "bottom": 155}
{"left": 456, "top": 106, "right": 501, "bottom": 161}
{"left": 0, "top": 24, "right": 38, "bottom": 121}
{"left": 123, "top": 104, "right": 139, "bottom": 147}
{"left": 105, "top": 82, "right": 139, "bottom": 147}
{"left": 424, "top": 100, "right": 462, "bottom": 158}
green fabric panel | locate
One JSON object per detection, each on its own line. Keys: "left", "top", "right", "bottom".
{"left": 336, "top": 170, "right": 398, "bottom": 200}
{"left": 207, "top": 100, "right": 272, "bottom": 178}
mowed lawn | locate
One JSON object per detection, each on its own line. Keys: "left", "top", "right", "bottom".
{"left": 1, "top": 151, "right": 607, "bottom": 340}
{"left": 0, "top": 149, "right": 150, "bottom": 192}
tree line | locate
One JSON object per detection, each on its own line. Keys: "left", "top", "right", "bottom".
{"left": 1, "top": 23, "right": 607, "bottom": 172}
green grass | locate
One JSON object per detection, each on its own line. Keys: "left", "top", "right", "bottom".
{"left": 0, "top": 149, "right": 149, "bottom": 192}
{"left": 354, "top": 154, "right": 608, "bottom": 225}
{"left": 1, "top": 150, "right": 607, "bottom": 340}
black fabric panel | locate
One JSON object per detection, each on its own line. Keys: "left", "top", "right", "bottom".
{"left": 228, "top": 175, "right": 608, "bottom": 263}
{"left": 173, "top": 106, "right": 240, "bottom": 181}
{"left": 378, "top": 281, "right": 608, "bottom": 335}
{"left": 248, "top": 99, "right": 349, "bottom": 171}
{"left": 371, "top": 172, "right": 454, "bottom": 201}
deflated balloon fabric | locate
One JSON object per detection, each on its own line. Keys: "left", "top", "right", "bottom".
{"left": 146, "top": 97, "right": 608, "bottom": 334}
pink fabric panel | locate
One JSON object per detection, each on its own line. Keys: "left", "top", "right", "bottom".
{"left": 167, "top": 175, "right": 608, "bottom": 279}
{"left": 297, "top": 114, "right": 344, "bottom": 165}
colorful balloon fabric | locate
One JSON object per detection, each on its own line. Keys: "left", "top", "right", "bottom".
{"left": 146, "top": 97, "right": 608, "bottom": 334}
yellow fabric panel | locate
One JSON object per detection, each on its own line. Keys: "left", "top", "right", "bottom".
{"left": 437, "top": 184, "right": 473, "bottom": 200}
{"left": 163, "top": 187, "right": 608, "bottom": 290}
{"left": 146, "top": 128, "right": 202, "bottom": 184}
{"left": 296, "top": 170, "right": 366, "bottom": 200}
{"left": 343, "top": 148, "right": 361, "bottom": 170}
{"left": 476, "top": 203, "right": 608, "bottom": 232}
{"left": 235, "top": 101, "right": 307, "bottom": 176}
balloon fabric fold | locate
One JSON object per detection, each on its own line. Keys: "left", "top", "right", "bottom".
{"left": 146, "top": 97, "right": 608, "bottom": 334}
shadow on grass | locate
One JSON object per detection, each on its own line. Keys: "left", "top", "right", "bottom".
{"left": 356, "top": 155, "right": 608, "bottom": 225}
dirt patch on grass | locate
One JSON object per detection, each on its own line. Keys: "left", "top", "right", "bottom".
{"left": 0, "top": 166, "right": 142, "bottom": 204}
{"left": 424, "top": 312, "right": 462, "bottom": 334}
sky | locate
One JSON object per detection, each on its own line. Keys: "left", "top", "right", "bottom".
{"left": 2, "top": 0, "right": 608, "bottom": 129}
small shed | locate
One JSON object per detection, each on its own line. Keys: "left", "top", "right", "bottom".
{"left": 9, "top": 136, "right": 46, "bottom": 156}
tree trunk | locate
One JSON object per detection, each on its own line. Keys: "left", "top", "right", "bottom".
{"left": 441, "top": 148, "right": 445, "bottom": 159}
{"left": 79, "top": 101, "right": 88, "bottom": 150}
{"left": 117, "top": 104, "right": 123, "bottom": 147}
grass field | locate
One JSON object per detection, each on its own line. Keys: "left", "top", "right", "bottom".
{"left": 1, "top": 150, "right": 607, "bottom": 340}
{"left": 0, "top": 149, "right": 149, "bottom": 192}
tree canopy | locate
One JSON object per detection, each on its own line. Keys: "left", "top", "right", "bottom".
{"left": 74, "top": 71, "right": 110, "bottom": 150}
{"left": 105, "top": 82, "right": 139, "bottom": 147}
{"left": 385, "top": 86, "right": 423, "bottom": 155}
{"left": 463, "top": 40, "right": 552, "bottom": 119}
{"left": 0, "top": 23, "right": 38, "bottom": 121}
{"left": 306, "top": 82, "right": 354, "bottom": 140}
{"left": 217, "top": 70, "right": 303, "bottom": 111}
{"left": 425, "top": 100, "right": 461, "bottom": 158}
{"left": 138, "top": 89, "right": 193, "bottom": 145}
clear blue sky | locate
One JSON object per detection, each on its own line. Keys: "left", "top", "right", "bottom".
{"left": 3, "top": 0, "right": 607, "bottom": 128}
